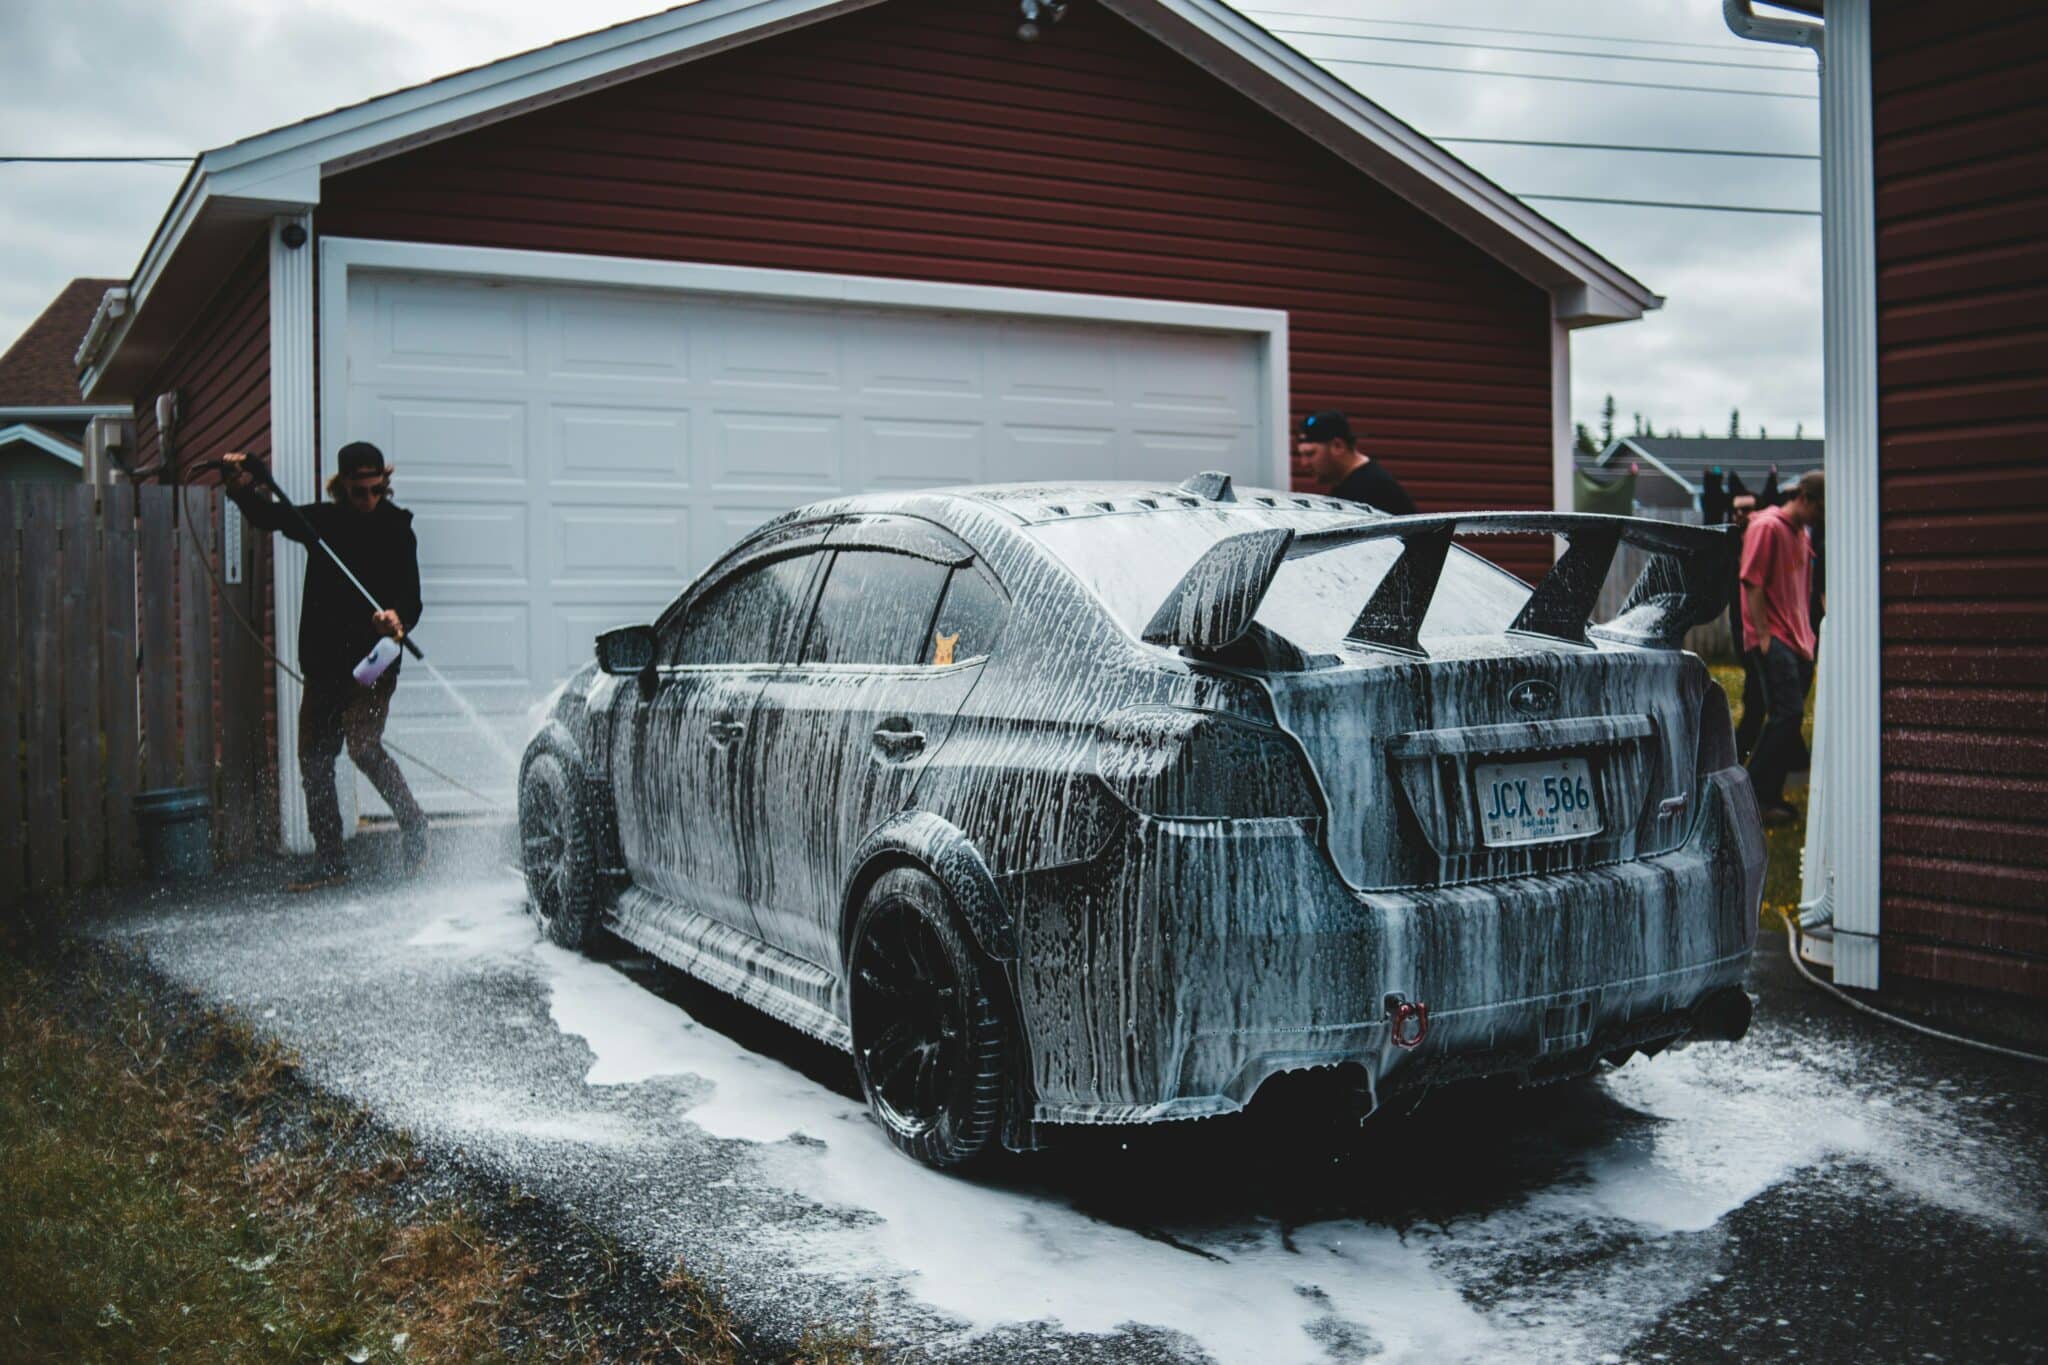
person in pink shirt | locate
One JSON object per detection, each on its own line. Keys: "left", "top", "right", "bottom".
{"left": 1740, "top": 469, "right": 1824, "bottom": 824}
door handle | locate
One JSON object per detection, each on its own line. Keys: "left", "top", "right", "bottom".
{"left": 872, "top": 724, "right": 926, "bottom": 758}
{"left": 709, "top": 718, "right": 746, "bottom": 744}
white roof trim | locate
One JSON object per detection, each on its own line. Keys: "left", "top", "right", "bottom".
{"left": 1596, "top": 437, "right": 1696, "bottom": 495}
{"left": 94, "top": 0, "right": 1654, "bottom": 389}
{"left": 0, "top": 423, "right": 85, "bottom": 467}
{"left": 1102, "top": 0, "right": 1657, "bottom": 323}
{"left": 0, "top": 403, "right": 130, "bottom": 420}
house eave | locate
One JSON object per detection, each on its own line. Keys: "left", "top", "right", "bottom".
{"left": 84, "top": 0, "right": 1659, "bottom": 396}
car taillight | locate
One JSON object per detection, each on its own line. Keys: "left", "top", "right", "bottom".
{"left": 1094, "top": 706, "right": 1323, "bottom": 819}
{"left": 1696, "top": 684, "right": 1738, "bottom": 773}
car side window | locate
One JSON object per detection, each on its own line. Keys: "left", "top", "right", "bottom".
{"left": 925, "top": 565, "right": 1007, "bottom": 666}
{"left": 800, "top": 550, "right": 951, "bottom": 666}
{"left": 663, "top": 553, "right": 815, "bottom": 666}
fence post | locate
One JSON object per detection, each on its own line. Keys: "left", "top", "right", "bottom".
{"left": 61, "top": 486, "right": 104, "bottom": 886}
{"left": 177, "top": 487, "right": 216, "bottom": 825}
{"left": 101, "top": 483, "right": 142, "bottom": 881}
{"left": 0, "top": 488, "right": 21, "bottom": 902}
{"left": 21, "top": 486, "right": 63, "bottom": 894}
{"left": 138, "top": 488, "right": 178, "bottom": 794}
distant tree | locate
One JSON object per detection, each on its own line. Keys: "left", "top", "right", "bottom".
{"left": 1698, "top": 427, "right": 1708, "bottom": 438}
{"left": 1728, "top": 408, "right": 1741, "bottom": 438}
{"left": 1795, "top": 422, "right": 1804, "bottom": 439}
{"left": 1759, "top": 425, "right": 1769, "bottom": 439}
{"left": 1644, "top": 419, "right": 1657, "bottom": 439}
{"left": 1600, "top": 394, "right": 1617, "bottom": 447}
{"left": 1574, "top": 422, "right": 1599, "bottom": 456}
{"left": 1632, "top": 412, "right": 1644, "bottom": 437}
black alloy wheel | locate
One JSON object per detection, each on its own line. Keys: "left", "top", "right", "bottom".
{"left": 519, "top": 752, "right": 599, "bottom": 950}
{"left": 848, "top": 867, "right": 1006, "bottom": 1168}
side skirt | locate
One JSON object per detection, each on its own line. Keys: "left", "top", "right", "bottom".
{"left": 604, "top": 886, "right": 851, "bottom": 1052}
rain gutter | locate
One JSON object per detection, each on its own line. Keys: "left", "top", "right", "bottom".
{"left": 1724, "top": 0, "right": 1883, "bottom": 989}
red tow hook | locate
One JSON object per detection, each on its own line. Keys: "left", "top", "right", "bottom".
{"left": 1386, "top": 994, "right": 1431, "bottom": 1050}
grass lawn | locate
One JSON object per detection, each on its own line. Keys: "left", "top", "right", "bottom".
{"left": 1708, "top": 661, "right": 1816, "bottom": 933}
{"left": 0, "top": 941, "right": 876, "bottom": 1363}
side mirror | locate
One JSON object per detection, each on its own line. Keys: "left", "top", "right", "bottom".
{"left": 596, "top": 625, "right": 657, "bottom": 677}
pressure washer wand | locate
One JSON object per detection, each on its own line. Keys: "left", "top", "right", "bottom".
{"left": 221, "top": 458, "right": 426, "bottom": 661}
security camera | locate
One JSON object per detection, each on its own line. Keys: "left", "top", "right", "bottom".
{"left": 1018, "top": 0, "right": 1066, "bottom": 41}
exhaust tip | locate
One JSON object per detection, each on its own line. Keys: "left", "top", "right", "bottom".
{"left": 1692, "top": 987, "right": 1754, "bottom": 1043}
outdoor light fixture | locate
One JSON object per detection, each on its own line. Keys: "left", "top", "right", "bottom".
{"left": 279, "top": 222, "right": 309, "bottom": 249}
{"left": 1017, "top": 0, "right": 1067, "bottom": 42}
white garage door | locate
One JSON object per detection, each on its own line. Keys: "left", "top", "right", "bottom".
{"left": 340, "top": 269, "right": 1269, "bottom": 813}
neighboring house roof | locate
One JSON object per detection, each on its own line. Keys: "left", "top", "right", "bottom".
{"left": 79, "top": 0, "right": 1659, "bottom": 398}
{"left": 0, "top": 422, "right": 85, "bottom": 467}
{"left": 0, "top": 278, "right": 124, "bottom": 407}
{"left": 1590, "top": 435, "right": 1823, "bottom": 499}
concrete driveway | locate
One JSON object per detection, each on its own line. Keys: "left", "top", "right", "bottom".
{"left": 89, "top": 827, "right": 2048, "bottom": 1363}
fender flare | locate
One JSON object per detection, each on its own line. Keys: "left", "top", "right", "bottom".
{"left": 521, "top": 720, "right": 622, "bottom": 874}
{"left": 840, "top": 811, "right": 1015, "bottom": 963}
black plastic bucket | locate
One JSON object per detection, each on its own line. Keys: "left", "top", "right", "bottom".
{"left": 133, "top": 787, "right": 213, "bottom": 880}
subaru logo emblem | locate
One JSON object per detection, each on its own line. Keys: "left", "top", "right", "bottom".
{"left": 1508, "top": 679, "right": 1557, "bottom": 717}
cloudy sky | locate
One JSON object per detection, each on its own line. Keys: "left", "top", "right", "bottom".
{"left": 0, "top": 0, "right": 1822, "bottom": 437}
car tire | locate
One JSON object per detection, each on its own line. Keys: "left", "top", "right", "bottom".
{"left": 848, "top": 867, "right": 1006, "bottom": 1168}
{"left": 519, "top": 752, "right": 601, "bottom": 951}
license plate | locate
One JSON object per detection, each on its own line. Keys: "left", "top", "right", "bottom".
{"left": 1474, "top": 757, "right": 1601, "bottom": 847}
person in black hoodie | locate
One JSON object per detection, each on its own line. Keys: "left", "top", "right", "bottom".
{"left": 222, "top": 442, "right": 428, "bottom": 889}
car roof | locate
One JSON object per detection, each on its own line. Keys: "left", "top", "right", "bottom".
{"left": 813, "top": 481, "right": 1376, "bottom": 528}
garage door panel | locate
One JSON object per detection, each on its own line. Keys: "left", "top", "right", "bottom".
{"left": 711, "top": 411, "right": 844, "bottom": 488}
{"left": 708, "top": 303, "right": 840, "bottom": 391}
{"left": 551, "top": 505, "right": 692, "bottom": 584}
{"left": 1119, "top": 335, "right": 1262, "bottom": 418}
{"left": 860, "top": 417, "right": 985, "bottom": 488}
{"left": 996, "top": 424, "right": 1117, "bottom": 480}
{"left": 346, "top": 270, "right": 1267, "bottom": 815}
{"left": 376, "top": 397, "right": 528, "bottom": 481}
{"left": 377, "top": 282, "right": 528, "bottom": 376}
{"left": 849, "top": 316, "right": 985, "bottom": 398}
{"left": 410, "top": 503, "right": 529, "bottom": 583}
{"left": 550, "top": 405, "right": 692, "bottom": 484}
{"left": 550, "top": 294, "right": 690, "bottom": 381}
{"left": 997, "top": 325, "right": 1119, "bottom": 408}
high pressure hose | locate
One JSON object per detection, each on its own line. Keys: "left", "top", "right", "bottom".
{"left": 174, "top": 479, "right": 512, "bottom": 813}
{"left": 1783, "top": 921, "right": 2048, "bottom": 1066}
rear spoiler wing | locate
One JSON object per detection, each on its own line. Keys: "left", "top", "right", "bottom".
{"left": 1141, "top": 511, "right": 1736, "bottom": 659}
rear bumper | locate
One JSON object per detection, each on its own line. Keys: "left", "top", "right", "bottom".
{"left": 1004, "top": 764, "right": 1765, "bottom": 1125}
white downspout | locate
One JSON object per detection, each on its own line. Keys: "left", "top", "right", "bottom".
{"left": 1725, "top": 0, "right": 1882, "bottom": 989}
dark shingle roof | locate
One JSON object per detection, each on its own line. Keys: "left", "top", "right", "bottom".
{"left": 0, "top": 278, "right": 122, "bottom": 407}
{"left": 1593, "top": 435, "right": 1823, "bottom": 499}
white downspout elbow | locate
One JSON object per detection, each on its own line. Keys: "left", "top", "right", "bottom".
{"left": 1723, "top": 0, "right": 1824, "bottom": 65}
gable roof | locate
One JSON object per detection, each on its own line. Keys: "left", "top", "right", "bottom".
{"left": 1594, "top": 435, "right": 1824, "bottom": 499}
{"left": 79, "top": 0, "right": 1658, "bottom": 398}
{"left": 0, "top": 278, "right": 123, "bottom": 407}
{"left": 0, "top": 422, "right": 85, "bottom": 467}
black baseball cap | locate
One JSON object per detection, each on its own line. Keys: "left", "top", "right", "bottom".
{"left": 1298, "top": 410, "right": 1354, "bottom": 443}
{"left": 336, "top": 441, "right": 390, "bottom": 477}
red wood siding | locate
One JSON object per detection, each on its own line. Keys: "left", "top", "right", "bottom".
{"left": 1874, "top": 0, "right": 2048, "bottom": 999}
{"left": 317, "top": 0, "right": 1555, "bottom": 578}
{"left": 134, "top": 239, "right": 271, "bottom": 477}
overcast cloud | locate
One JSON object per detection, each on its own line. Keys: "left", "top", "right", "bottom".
{"left": 0, "top": 0, "right": 1821, "bottom": 437}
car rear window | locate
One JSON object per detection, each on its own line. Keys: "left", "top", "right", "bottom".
{"left": 1027, "top": 509, "right": 1532, "bottom": 653}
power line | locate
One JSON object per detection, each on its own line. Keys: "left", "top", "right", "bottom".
{"left": 1439, "top": 136, "right": 1818, "bottom": 161}
{"left": 1519, "top": 193, "right": 1820, "bottom": 216}
{"left": 1315, "top": 54, "right": 1820, "bottom": 100}
{"left": 1237, "top": 7, "right": 1792, "bottom": 57}
{"left": 0, "top": 156, "right": 189, "bottom": 165}
{"left": 1268, "top": 26, "right": 1815, "bottom": 74}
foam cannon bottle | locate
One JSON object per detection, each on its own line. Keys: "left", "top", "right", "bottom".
{"left": 353, "top": 636, "right": 403, "bottom": 687}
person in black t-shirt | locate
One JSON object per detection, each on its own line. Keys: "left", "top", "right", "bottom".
{"left": 1296, "top": 410, "right": 1416, "bottom": 515}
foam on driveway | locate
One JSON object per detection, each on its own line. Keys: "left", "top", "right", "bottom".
{"left": 100, "top": 864, "right": 2047, "bottom": 1363}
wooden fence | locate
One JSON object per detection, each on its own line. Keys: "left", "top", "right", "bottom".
{"left": 0, "top": 483, "right": 273, "bottom": 905}
{"left": 1593, "top": 504, "right": 1737, "bottom": 661}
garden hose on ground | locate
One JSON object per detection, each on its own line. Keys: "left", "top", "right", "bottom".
{"left": 1784, "top": 921, "right": 2048, "bottom": 1066}
{"left": 176, "top": 481, "right": 512, "bottom": 813}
